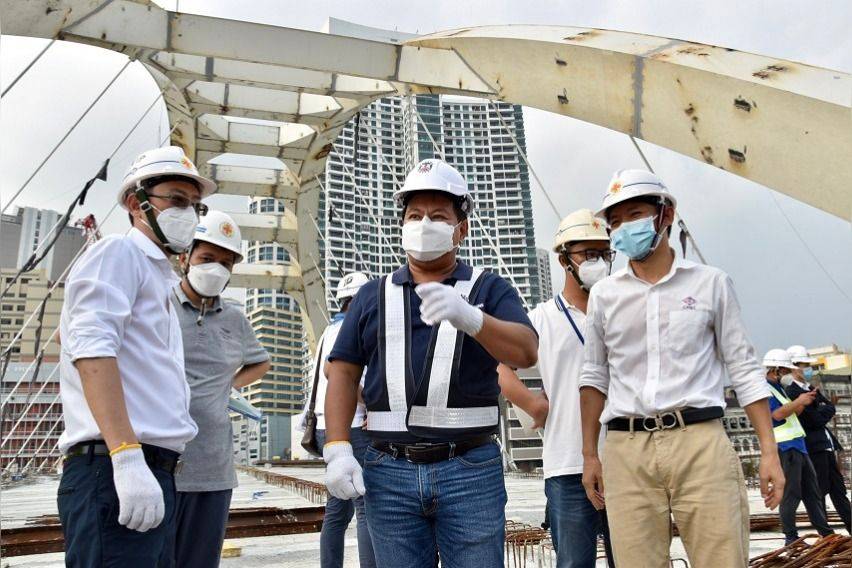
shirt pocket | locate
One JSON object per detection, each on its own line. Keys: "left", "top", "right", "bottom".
{"left": 667, "top": 310, "right": 712, "bottom": 356}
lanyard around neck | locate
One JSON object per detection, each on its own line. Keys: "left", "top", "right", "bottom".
{"left": 555, "top": 295, "right": 584, "bottom": 345}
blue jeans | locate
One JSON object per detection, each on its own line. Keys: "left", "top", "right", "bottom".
{"left": 363, "top": 440, "right": 506, "bottom": 568}
{"left": 545, "top": 474, "right": 613, "bottom": 568}
{"left": 317, "top": 428, "right": 376, "bottom": 568}
{"left": 57, "top": 450, "right": 177, "bottom": 567}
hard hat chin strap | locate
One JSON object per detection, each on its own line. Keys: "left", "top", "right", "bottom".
{"left": 135, "top": 183, "right": 171, "bottom": 248}
{"left": 563, "top": 255, "right": 590, "bottom": 293}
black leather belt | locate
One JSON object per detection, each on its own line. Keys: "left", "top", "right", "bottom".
{"left": 372, "top": 434, "right": 494, "bottom": 464}
{"left": 606, "top": 406, "right": 724, "bottom": 432}
{"left": 65, "top": 441, "right": 182, "bottom": 474}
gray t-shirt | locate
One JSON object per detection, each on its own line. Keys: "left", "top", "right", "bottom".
{"left": 171, "top": 284, "right": 269, "bottom": 492}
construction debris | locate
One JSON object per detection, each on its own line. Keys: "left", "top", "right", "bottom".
{"left": 749, "top": 534, "right": 851, "bottom": 567}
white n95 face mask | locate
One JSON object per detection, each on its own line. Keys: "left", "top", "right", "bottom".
{"left": 577, "top": 258, "right": 611, "bottom": 290}
{"left": 402, "top": 216, "right": 458, "bottom": 262}
{"left": 152, "top": 206, "right": 199, "bottom": 253}
{"left": 780, "top": 373, "right": 795, "bottom": 387}
{"left": 187, "top": 262, "right": 231, "bottom": 297}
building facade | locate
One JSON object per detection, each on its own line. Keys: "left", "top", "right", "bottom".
{"left": 536, "top": 248, "right": 553, "bottom": 301}
{"left": 1, "top": 206, "right": 86, "bottom": 282}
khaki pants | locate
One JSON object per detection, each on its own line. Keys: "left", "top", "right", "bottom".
{"left": 602, "top": 419, "right": 749, "bottom": 568}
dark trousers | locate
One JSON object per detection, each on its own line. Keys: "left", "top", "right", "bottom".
{"left": 810, "top": 450, "right": 852, "bottom": 532}
{"left": 158, "top": 489, "right": 233, "bottom": 568}
{"left": 57, "top": 453, "right": 177, "bottom": 567}
{"left": 778, "top": 449, "right": 834, "bottom": 543}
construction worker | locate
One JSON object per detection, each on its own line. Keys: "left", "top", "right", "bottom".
{"left": 783, "top": 345, "right": 850, "bottom": 533}
{"left": 159, "top": 211, "right": 271, "bottom": 568}
{"left": 297, "top": 271, "right": 376, "bottom": 568}
{"left": 578, "top": 169, "right": 785, "bottom": 568}
{"left": 763, "top": 348, "right": 835, "bottom": 543}
{"left": 57, "top": 146, "right": 213, "bottom": 566}
{"left": 498, "top": 208, "right": 615, "bottom": 568}
{"left": 323, "top": 159, "right": 538, "bottom": 567}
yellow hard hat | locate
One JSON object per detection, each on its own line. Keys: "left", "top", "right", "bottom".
{"left": 552, "top": 208, "right": 609, "bottom": 252}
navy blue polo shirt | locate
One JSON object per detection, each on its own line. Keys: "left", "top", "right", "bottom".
{"left": 328, "top": 262, "right": 535, "bottom": 442}
{"left": 767, "top": 381, "right": 808, "bottom": 455}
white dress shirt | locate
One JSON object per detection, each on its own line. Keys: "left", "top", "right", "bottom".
{"left": 310, "top": 316, "right": 366, "bottom": 430}
{"left": 528, "top": 295, "right": 604, "bottom": 479}
{"left": 58, "top": 228, "right": 198, "bottom": 453}
{"left": 579, "top": 254, "right": 769, "bottom": 423}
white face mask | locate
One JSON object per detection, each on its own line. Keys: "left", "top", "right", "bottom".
{"left": 577, "top": 258, "right": 611, "bottom": 290}
{"left": 401, "top": 216, "right": 459, "bottom": 262}
{"left": 148, "top": 205, "right": 199, "bottom": 253}
{"left": 187, "top": 262, "right": 231, "bottom": 297}
{"left": 780, "top": 373, "right": 795, "bottom": 387}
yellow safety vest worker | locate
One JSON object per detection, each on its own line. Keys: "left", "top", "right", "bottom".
{"left": 768, "top": 384, "right": 806, "bottom": 443}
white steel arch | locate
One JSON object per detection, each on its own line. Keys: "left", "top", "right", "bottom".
{"left": 2, "top": 1, "right": 849, "bottom": 345}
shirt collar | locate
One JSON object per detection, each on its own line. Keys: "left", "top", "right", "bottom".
{"left": 331, "top": 312, "right": 346, "bottom": 323}
{"left": 173, "top": 282, "right": 223, "bottom": 312}
{"left": 792, "top": 379, "right": 809, "bottom": 390}
{"left": 620, "top": 249, "right": 698, "bottom": 286}
{"left": 128, "top": 227, "right": 169, "bottom": 262}
{"left": 391, "top": 261, "right": 473, "bottom": 285}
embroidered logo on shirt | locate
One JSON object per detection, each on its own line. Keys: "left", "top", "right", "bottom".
{"left": 682, "top": 296, "right": 697, "bottom": 310}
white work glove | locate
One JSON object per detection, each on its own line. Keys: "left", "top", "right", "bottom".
{"left": 416, "top": 282, "right": 484, "bottom": 336}
{"left": 111, "top": 448, "right": 165, "bottom": 532}
{"left": 323, "top": 442, "right": 365, "bottom": 500}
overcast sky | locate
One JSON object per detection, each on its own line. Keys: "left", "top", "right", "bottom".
{"left": 1, "top": 0, "right": 850, "bottom": 355}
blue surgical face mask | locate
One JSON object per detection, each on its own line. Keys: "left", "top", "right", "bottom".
{"left": 610, "top": 215, "right": 660, "bottom": 261}
{"left": 802, "top": 367, "right": 815, "bottom": 380}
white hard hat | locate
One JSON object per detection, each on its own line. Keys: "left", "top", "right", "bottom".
{"left": 553, "top": 208, "right": 609, "bottom": 252}
{"left": 762, "top": 348, "right": 797, "bottom": 369}
{"left": 595, "top": 169, "right": 677, "bottom": 219}
{"left": 191, "top": 210, "right": 243, "bottom": 263}
{"left": 787, "top": 345, "right": 817, "bottom": 364}
{"left": 393, "top": 159, "right": 474, "bottom": 215}
{"left": 335, "top": 272, "right": 370, "bottom": 301}
{"left": 118, "top": 146, "right": 217, "bottom": 208}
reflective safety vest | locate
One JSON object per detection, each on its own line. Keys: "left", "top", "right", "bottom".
{"left": 768, "top": 383, "right": 806, "bottom": 444}
{"left": 367, "top": 268, "right": 496, "bottom": 437}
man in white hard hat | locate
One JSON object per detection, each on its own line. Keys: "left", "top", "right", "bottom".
{"left": 763, "top": 349, "right": 834, "bottom": 543}
{"left": 783, "top": 345, "right": 851, "bottom": 533}
{"left": 297, "top": 272, "right": 377, "bottom": 568}
{"left": 323, "top": 159, "right": 538, "bottom": 566}
{"left": 578, "top": 169, "right": 785, "bottom": 567}
{"left": 57, "top": 146, "right": 213, "bottom": 566}
{"left": 159, "top": 210, "right": 270, "bottom": 568}
{"left": 498, "top": 208, "right": 615, "bottom": 568}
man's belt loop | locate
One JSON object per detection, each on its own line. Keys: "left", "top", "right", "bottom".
{"left": 674, "top": 409, "right": 687, "bottom": 430}
{"left": 628, "top": 416, "right": 636, "bottom": 439}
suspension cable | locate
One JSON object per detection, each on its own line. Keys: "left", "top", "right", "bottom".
{"left": 628, "top": 135, "right": 708, "bottom": 264}
{"left": 314, "top": 175, "right": 376, "bottom": 277}
{"left": 1, "top": 58, "right": 133, "bottom": 215}
{"left": 406, "top": 103, "right": 533, "bottom": 309}
{"left": 488, "top": 100, "right": 562, "bottom": 219}
{"left": 1, "top": 391, "right": 62, "bottom": 470}
{"left": 1, "top": 39, "right": 56, "bottom": 98}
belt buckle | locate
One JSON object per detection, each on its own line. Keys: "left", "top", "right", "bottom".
{"left": 404, "top": 444, "right": 430, "bottom": 462}
{"left": 659, "top": 412, "right": 678, "bottom": 430}
{"left": 642, "top": 416, "right": 662, "bottom": 432}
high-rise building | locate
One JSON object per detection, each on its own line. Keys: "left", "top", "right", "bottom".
{"left": 536, "top": 248, "right": 553, "bottom": 301}
{"left": 320, "top": 95, "right": 543, "bottom": 308}
{"left": 1, "top": 207, "right": 86, "bottom": 282}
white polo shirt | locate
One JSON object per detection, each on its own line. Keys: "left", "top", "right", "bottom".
{"left": 528, "top": 294, "right": 603, "bottom": 479}
{"left": 579, "top": 254, "right": 769, "bottom": 424}
{"left": 58, "top": 228, "right": 198, "bottom": 454}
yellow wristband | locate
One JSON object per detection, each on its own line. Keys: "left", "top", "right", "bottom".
{"left": 323, "top": 440, "right": 351, "bottom": 449}
{"left": 109, "top": 442, "right": 142, "bottom": 457}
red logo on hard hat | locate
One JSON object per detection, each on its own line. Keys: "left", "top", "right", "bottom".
{"left": 418, "top": 161, "right": 434, "bottom": 173}
{"left": 609, "top": 181, "right": 622, "bottom": 194}
{"left": 220, "top": 222, "right": 234, "bottom": 238}
{"left": 592, "top": 219, "right": 601, "bottom": 230}
{"left": 181, "top": 157, "right": 194, "bottom": 170}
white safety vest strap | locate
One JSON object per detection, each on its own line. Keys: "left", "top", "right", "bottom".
{"left": 369, "top": 268, "right": 497, "bottom": 432}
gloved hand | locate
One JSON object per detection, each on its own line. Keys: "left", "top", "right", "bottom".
{"left": 323, "top": 441, "right": 365, "bottom": 500}
{"left": 416, "top": 282, "right": 484, "bottom": 336}
{"left": 111, "top": 448, "right": 165, "bottom": 532}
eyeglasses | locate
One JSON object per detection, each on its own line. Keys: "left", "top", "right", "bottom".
{"left": 566, "top": 249, "right": 616, "bottom": 262}
{"left": 147, "top": 193, "right": 208, "bottom": 215}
